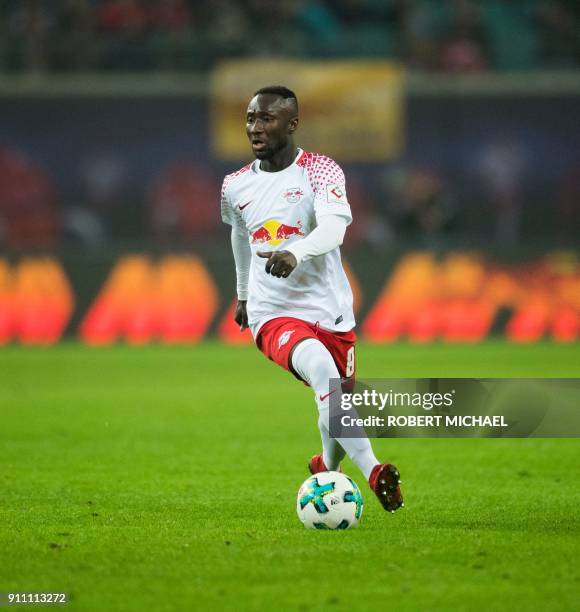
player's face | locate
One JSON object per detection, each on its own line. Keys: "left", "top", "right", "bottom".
{"left": 246, "top": 94, "right": 298, "bottom": 160}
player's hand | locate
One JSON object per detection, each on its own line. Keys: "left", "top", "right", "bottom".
{"left": 257, "top": 250, "right": 298, "bottom": 278}
{"left": 235, "top": 300, "right": 248, "bottom": 331}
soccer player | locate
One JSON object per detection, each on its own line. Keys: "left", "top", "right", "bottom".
{"left": 221, "top": 86, "right": 403, "bottom": 512}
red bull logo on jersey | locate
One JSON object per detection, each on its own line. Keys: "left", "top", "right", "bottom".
{"left": 251, "top": 219, "right": 305, "bottom": 246}
{"left": 283, "top": 187, "right": 304, "bottom": 204}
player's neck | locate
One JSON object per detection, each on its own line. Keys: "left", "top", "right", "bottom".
{"left": 259, "top": 144, "right": 298, "bottom": 173}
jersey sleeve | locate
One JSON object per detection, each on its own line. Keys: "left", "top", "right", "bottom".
{"left": 220, "top": 178, "right": 235, "bottom": 226}
{"left": 221, "top": 164, "right": 252, "bottom": 229}
{"left": 310, "top": 156, "right": 352, "bottom": 224}
{"left": 221, "top": 177, "right": 246, "bottom": 232}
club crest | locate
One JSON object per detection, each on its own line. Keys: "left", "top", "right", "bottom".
{"left": 283, "top": 187, "right": 304, "bottom": 204}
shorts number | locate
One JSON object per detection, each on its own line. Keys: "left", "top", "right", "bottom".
{"left": 345, "top": 346, "right": 355, "bottom": 378}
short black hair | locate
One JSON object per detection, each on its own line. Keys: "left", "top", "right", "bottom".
{"left": 253, "top": 85, "right": 298, "bottom": 110}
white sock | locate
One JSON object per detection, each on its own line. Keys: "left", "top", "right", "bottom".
{"left": 291, "top": 338, "right": 380, "bottom": 480}
{"left": 318, "top": 415, "right": 346, "bottom": 472}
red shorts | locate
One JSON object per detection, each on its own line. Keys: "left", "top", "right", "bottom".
{"left": 256, "top": 317, "right": 356, "bottom": 383}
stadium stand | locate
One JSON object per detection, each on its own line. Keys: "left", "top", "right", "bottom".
{"left": 1, "top": 1, "right": 579, "bottom": 73}
{"left": 0, "top": 148, "right": 61, "bottom": 247}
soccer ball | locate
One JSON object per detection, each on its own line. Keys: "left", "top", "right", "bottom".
{"left": 296, "top": 471, "right": 363, "bottom": 530}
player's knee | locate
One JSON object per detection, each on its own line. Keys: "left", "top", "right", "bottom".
{"left": 292, "top": 338, "right": 338, "bottom": 376}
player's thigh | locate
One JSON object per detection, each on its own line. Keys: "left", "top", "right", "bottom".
{"left": 318, "top": 330, "right": 356, "bottom": 380}
{"left": 257, "top": 317, "right": 317, "bottom": 379}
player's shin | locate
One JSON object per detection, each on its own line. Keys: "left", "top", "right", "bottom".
{"left": 317, "top": 415, "right": 346, "bottom": 471}
{"left": 317, "top": 399, "right": 379, "bottom": 480}
{"left": 291, "top": 338, "right": 379, "bottom": 480}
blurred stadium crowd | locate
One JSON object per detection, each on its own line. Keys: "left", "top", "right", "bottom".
{"left": 1, "top": 139, "right": 578, "bottom": 250}
{"left": 1, "top": 0, "right": 580, "bottom": 73}
{"left": 0, "top": 0, "right": 579, "bottom": 251}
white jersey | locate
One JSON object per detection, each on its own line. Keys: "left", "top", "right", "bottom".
{"left": 221, "top": 149, "right": 355, "bottom": 337}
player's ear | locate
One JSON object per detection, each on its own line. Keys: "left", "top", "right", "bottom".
{"left": 288, "top": 116, "right": 299, "bottom": 134}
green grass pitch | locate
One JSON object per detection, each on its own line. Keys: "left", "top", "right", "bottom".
{"left": 1, "top": 342, "right": 579, "bottom": 611}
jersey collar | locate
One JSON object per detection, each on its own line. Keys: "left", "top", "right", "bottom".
{"left": 253, "top": 148, "right": 303, "bottom": 174}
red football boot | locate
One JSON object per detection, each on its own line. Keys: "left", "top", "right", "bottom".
{"left": 308, "top": 454, "right": 341, "bottom": 474}
{"left": 369, "top": 464, "right": 404, "bottom": 513}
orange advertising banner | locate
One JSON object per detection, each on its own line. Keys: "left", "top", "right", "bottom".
{"left": 210, "top": 60, "right": 404, "bottom": 162}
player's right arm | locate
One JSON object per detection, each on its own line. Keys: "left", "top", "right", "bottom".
{"left": 221, "top": 178, "right": 251, "bottom": 330}
{"left": 231, "top": 227, "right": 250, "bottom": 330}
